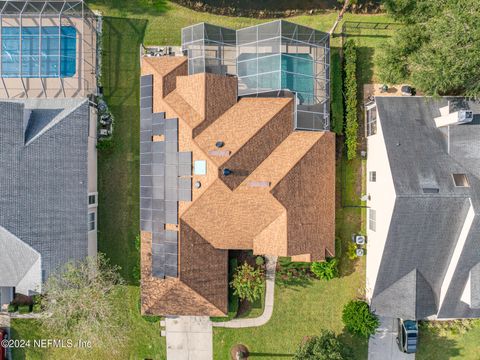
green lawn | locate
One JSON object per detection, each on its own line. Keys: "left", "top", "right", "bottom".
{"left": 88, "top": 0, "right": 392, "bottom": 46}
{"left": 97, "top": 16, "right": 147, "bottom": 283}
{"left": 214, "top": 268, "right": 367, "bottom": 359}
{"left": 417, "top": 321, "right": 480, "bottom": 360}
{"left": 11, "top": 286, "right": 166, "bottom": 360}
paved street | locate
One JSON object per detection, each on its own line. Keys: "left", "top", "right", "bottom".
{"left": 165, "top": 316, "right": 212, "bottom": 360}
{"left": 369, "top": 317, "right": 415, "bottom": 360}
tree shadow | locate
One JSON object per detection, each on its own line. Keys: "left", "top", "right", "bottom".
{"left": 338, "top": 329, "right": 368, "bottom": 360}
{"left": 416, "top": 325, "right": 462, "bottom": 360}
{"left": 88, "top": 0, "right": 169, "bottom": 16}
{"left": 9, "top": 326, "right": 27, "bottom": 360}
{"left": 248, "top": 353, "right": 293, "bottom": 358}
{"left": 356, "top": 47, "right": 375, "bottom": 100}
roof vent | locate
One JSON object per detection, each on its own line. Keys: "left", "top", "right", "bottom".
{"left": 223, "top": 168, "right": 233, "bottom": 176}
{"left": 215, "top": 141, "right": 224, "bottom": 148}
{"left": 422, "top": 187, "right": 439, "bottom": 194}
{"left": 453, "top": 174, "right": 469, "bottom": 187}
{"left": 194, "top": 181, "right": 201, "bottom": 189}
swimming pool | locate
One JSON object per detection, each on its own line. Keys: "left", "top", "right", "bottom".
{"left": 281, "top": 54, "right": 314, "bottom": 104}
{"left": 1, "top": 26, "right": 76, "bottom": 78}
{"left": 238, "top": 53, "right": 315, "bottom": 104}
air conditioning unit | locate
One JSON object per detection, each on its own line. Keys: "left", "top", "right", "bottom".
{"left": 355, "top": 235, "right": 366, "bottom": 245}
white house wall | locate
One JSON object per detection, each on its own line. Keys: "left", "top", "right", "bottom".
{"left": 366, "top": 107, "right": 397, "bottom": 301}
{"left": 88, "top": 105, "right": 98, "bottom": 258}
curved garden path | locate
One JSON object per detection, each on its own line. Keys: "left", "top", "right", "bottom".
{"left": 212, "top": 256, "right": 277, "bottom": 328}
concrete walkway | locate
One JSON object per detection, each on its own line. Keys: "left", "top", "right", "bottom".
{"left": 213, "top": 256, "right": 277, "bottom": 329}
{"left": 369, "top": 317, "right": 415, "bottom": 360}
{"left": 165, "top": 316, "right": 212, "bottom": 360}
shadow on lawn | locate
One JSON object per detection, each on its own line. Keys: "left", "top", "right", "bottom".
{"left": 416, "top": 327, "right": 462, "bottom": 360}
{"left": 88, "top": 0, "right": 169, "bottom": 16}
{"left": 356, "top": 47, "right": 375, "bottom": 92}
{"left": 249, "top": 353, "right": 293, "bottom": 358}
{"left": 338, "top": 330, "right": 369, "bottom": 360}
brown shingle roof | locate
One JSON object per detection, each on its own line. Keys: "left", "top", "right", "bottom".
{"left": 195, "top": 98, "right": 292, "bottom": 168}
{"left": 141, "top": 231, "right": 225, "bottom": 316}
{"left": 182, "top": 179, "right": 285, "bottom": 249}
{"left": 140, "top": 56, "right": 335, "bottom": 316}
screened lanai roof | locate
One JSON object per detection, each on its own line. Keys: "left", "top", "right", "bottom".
{"left": 181, "top": 20, "right": 330, "bottom": 131}
{"left": 0, "top": 0, "right": 97, "bottom": 99}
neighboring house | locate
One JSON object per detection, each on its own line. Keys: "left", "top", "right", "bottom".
{"left": 0, "top": 0, "right": 98, "bottom": 310}
{"left": 366, "top": 96, "right": 480, "bottom": 320}
{"left": 139, "top": 21, "right": 335, "bottom": 317}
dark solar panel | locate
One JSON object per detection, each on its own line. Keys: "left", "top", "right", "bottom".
{"left": 140, "top": 75, "right": 190, "bottom": 279}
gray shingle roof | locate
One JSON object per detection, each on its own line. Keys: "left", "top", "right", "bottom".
{"left": 372, "top": 97, "right": 480, "bottom": 319}
{"left": 0, "top": 226, "right": 40, "bottom": 287}
{"left": 0, "top": 98, "right": 90, "bottom": 282}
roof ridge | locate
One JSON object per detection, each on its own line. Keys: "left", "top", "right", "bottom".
{"left": 164, "top": 89, "right": 203, "bottom": 129}
{"left": 24, "top": 99, "right": 88, "bottom": 146}
{"left": 241, "top": 131, "right": 324, "bottom": 191}
{"left": 227, "top": 98, "right": 292, "bottom": 161}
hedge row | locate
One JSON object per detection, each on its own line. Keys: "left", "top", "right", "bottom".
{"left": 330, "top": 51, "right": 344, "bottom": 134}
{"left": 343, "top": 40, "right": 358, "bottom": 160}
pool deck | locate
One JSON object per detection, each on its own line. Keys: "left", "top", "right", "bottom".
{"left": 0, "top": 15, "right": 96, "bottom": 99}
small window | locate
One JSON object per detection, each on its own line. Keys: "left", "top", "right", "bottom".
{"left": 369, "top": 171, "right": 376, "bottom": 182}
{"left": 369, "top": 209, "right": 376, "bottom": 232}
{"left": 453, "top": 174, "right": 469, "bottom": 187}
{"left": 88, "top": 212, "right": 96, "bottom": 232}
{"left": 366, "top": 106, "right": 377, "bottom": 136}
{"left": 88, "top": 194, "right": 96, "bottom": 205}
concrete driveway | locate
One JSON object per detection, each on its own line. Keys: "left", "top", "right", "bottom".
{"left": 165, "top": 316, "right": 212, "bottom": 360}
{"left": 369, "top": 317, "right": 415, "bottom": 360}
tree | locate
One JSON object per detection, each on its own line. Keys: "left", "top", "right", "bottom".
{"left": 342, "top": 300, "right": 379, "bottom": 338}
{"left": 230, "top": 262, "right": 264, "bottom": 303}
{"left": 311, "top": 258, "right": 338, "bottom": 281}
{"left": 379, "top": 0, "right": 480, "bottom": 98}
{"left": 293, "top": 330, "right": 353, "bottom": 360}
{"left": 41, "top": 254, "right": 126, "bottom": 355}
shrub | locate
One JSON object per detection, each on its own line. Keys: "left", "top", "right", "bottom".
{"left": 96, "top": 138, "right": 114, "bottom": 152}
{"left": 331, "top": 51, "right": 344, "bottom": 134}
{"left": 18, "top": 304, "right": 32, "bottom": 314}
{"left": 310, "top": 258, "right": 338, "bottom": 281}
{"left": 293, "top": 330, "right": 353, "bottom": 360}
{"left": 7, "top": 304, "right": 17, "bottom": 313}
{"left": 347, "top": 242, "right": 358, "bottom": 260}
{"left": 255, "top": 256, "right": 265, "bottom": 266}
{"left": 343, "top": 40, "right": 358, "bottom": 160}
{"left": 230, "top": 262, "right": 265, "bottom": 303}
{"left": 142, "top": 315, "right": 161, "bottom": 323}
{"left": 342, "top": 300, "right": 379, "bottom": 337}
{"left": 32, "top": 303, "right": 42, "bottom": 313}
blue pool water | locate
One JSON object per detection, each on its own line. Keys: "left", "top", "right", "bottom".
{"left": 280, "top": 54, "right": 314, "bottom": 104}
{"left": 1, "top": 26, "right": 76, "bottom": 78}
{"left": 238, "top": 53, "right": 315, "bottom": 104}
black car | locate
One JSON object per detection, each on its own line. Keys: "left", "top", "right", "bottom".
{"left": 397, "top": 319, "right": 418, "bottom": 353}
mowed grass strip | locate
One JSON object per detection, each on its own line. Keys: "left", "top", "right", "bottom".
{"left": 97, "top": 17, "right": 147, "bottom": 282}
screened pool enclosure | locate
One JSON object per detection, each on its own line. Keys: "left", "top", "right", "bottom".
{"left": 182, "top": 20, "right": 330, "bottom": 131}
{"left": 0, "top": 0, "right": 97, "bottom": 98}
